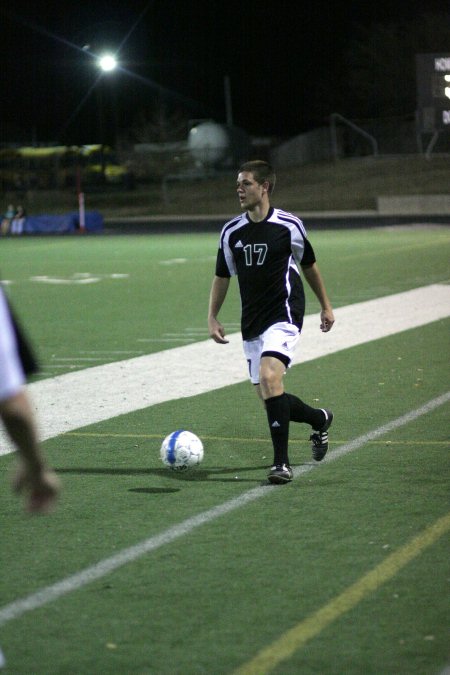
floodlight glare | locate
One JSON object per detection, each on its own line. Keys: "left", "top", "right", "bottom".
{"left": 99, "top": 54, "right": 117, "bottom": 72}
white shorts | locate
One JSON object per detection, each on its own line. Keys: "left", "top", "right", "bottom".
{"left": 0, "top": 288, "right": 25, "bottom": 401}
{"left": 243, "top": 322, "right": 300, "bottom": 385}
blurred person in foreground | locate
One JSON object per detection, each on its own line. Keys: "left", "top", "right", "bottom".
{"left": 0, "top": 285, "right": 60, "bottom": 513}
{"left": 208, "top": 160, "right": 335, "bottom": 484}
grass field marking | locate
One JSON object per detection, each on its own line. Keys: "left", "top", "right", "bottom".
{"left": 79, "top": 349, "right": 144, "bottom": 356}
{"left": 1, "top": 283, "right": 448, "bottom": 457}
{"left": 232, "top": 511, "right": 450, "bottom": 675}
{"left": 0, "top": 391, "right": 448, "bottom": 629}
{"left": 163, "top": 332, "right": 210, "bottom": 338}
{"left": 159, "top": 258, "right": 188, "bottom": 265}
{"left": 30, "top": 275, "right": 100, "bottom": 285}
{"left": 38, "top": 365, "right": 77, "bottom": 369}
{"left": 29, "top": 273, "right": 130, "bottom": 285}
{"left": 319, "top": 390, "right": 450, "bottom": 469}
{"left": 50, "top": 357, "right": 108, "bottom": 362}
{"left": 136, "top": 337, "right": 198, "bottom": 343}
{"left": 0, "top": 486, "right": 272, "bottom": 628}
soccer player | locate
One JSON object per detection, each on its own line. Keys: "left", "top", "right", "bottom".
{"left": 0, "top": 286, "right": 60, "bottom": 512}
{"left": 208, "top": 160, "right": 335, "bottom": 484}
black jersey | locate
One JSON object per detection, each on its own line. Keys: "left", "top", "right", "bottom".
{"left": 215, "top": 207, "right": 316, "bottom": 340}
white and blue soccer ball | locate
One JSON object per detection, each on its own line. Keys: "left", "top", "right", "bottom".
{"left": 160, "top": 430, "right": 204, "bottom": 471}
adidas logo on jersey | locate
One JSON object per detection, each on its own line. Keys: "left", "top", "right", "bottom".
{"left": 271, "top": 421, "right": 281, "bottom": 428}
{"left": 235, "top": 240, "right": 244, "bottom": 248}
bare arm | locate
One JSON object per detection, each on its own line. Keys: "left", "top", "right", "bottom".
{"left": 208, "top": 275, "right": 230, "bottom": 344}
{"left": 301, "top": 262, "right": 335, "bottom": 332}
{"left": 0, "top": 390, "right": 60, "bottom": 513}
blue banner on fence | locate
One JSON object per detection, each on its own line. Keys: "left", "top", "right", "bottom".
{"left": 21, "top": 211, "right": 103, "bottom": 234}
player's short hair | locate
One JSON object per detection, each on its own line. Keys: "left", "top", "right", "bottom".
{"left": 239, "top": 160, "right": 276, "bottom": 194}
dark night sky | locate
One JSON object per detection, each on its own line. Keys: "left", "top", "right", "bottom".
{"left": 2, "top": 0, "right": 449, "bottom": 145}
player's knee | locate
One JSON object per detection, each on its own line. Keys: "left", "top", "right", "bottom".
{"left": 259, "top": 368, "right": 282, "bottom": 397}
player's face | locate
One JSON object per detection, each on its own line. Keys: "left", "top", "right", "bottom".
{"left": 236, "top": 172, "right": 267, "bottom": 211}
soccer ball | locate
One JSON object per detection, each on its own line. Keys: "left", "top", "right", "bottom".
{"left": 160, "top": 430, "right": 204, "bottom": 472}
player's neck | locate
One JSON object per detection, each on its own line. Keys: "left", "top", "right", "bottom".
{"left": 247, "top": 201, "right": 271, "bottom": 223}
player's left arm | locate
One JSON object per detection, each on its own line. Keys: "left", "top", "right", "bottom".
{"left": 208, "top": 275, "right": 230, "bottom": 344}
{"left": 301, "top": 262, "right": 335, "bottom": 333}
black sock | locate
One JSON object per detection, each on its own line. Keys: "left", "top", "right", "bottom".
{"left": 265, "top": 393, "right": 290, "bottom": 466}
{"left": 286, "top": 393, "right": 326, "bottom": 429}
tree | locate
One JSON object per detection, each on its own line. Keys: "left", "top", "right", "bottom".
{"left": 119, "top": 101, "right": 190, "bottom": 198}
{"left": 130, "top": 101, "right": 187, "bottom": 144}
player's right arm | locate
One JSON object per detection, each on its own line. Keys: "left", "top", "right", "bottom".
{"left": 208, "top": 275, "right": 230, "bottom": 344}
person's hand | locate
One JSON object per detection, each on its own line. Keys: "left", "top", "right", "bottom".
{"left": 208, "top": 317, "right": 229, "bottom": 344}
{"left": 13, "top": 462, "right": 60, "bottom": 514}
{"left": 320, "top": 308, "right": 335, "bottom": 333}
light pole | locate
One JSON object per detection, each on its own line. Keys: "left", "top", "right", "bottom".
{"left": 65, "top": 39, "right": 120, "bottom": 230}
{"left": 96, "top": 52, "right": 119, "bottom": 147}
{"left": 94, "top": 52, "right": 119, "bottom": 188}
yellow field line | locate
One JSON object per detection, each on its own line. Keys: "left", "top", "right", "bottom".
{"left": 232, "top": 512, "right": 450, "bottom": 675}
{"left": 63, "top": 431, "right": 448, "bottom": 446}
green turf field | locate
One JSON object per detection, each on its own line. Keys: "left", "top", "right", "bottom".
{"left": 0, "top": 225, "right": 449, "bottom": 674}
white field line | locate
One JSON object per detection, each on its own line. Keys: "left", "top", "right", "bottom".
{"left": 0, "top": 283, "right": 449, "bottom": 457}
{"left": 0, "top": 391, "right": 448, "bottom": 628}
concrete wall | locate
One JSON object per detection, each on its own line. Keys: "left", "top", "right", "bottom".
{"left": 377, "top": 195, "right": 450, "bottom": 215}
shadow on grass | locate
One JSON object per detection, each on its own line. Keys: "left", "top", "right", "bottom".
{"left": 55, "top": 465, "right": 270, "bottom": 485}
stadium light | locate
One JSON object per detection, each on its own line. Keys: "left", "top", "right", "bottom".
{"left": 445, "top": 74, "right": 450, "bottom": 99}
{"left": 98, "top": 53, "right": 118, "bottom": 73}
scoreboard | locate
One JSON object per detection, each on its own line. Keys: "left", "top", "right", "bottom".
{"left": 416, "top": 53, "right": 450, "bottom": 132}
